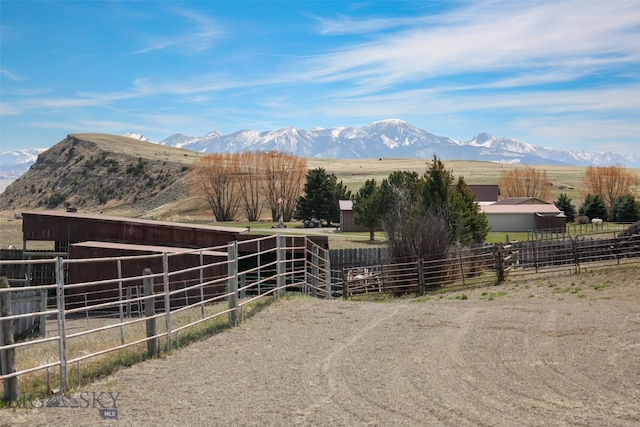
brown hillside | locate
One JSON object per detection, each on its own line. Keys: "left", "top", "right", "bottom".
{"left": 0, "top": 134, "right": 205, "bottom": 216}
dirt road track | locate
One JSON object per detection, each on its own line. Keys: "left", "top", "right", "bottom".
{"left": 3, "top": 266, "right": 639, "bottom": 426}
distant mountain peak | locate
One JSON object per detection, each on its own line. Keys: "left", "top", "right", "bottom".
{"left": 124, "top": 132, "right": 151, "bottom": 142}
{"left": 151, "top": 120, "right": 637, "bottom": 167}
{"left": 3, "top": 120, "right": 638, "bottom": 194}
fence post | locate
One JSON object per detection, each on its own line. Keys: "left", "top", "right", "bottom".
{"left": 0, "top": 277, "right": 18, "bottom": 402}
{"left": 143, "top": 268, "right": 157, "bottom": 357}
{"left": 310, "top": 246, "right": 319, "bottom": 297}
{"left": 494, "top": 245, "right": 505, "bottom": 284}
{"left": 227, "top": 241, "right": 239, "bottom": 327}
{"left": 117, "top": 260, "right": 125, "bottom": 345}
{"left": 458, "top": 248, "right": 466, "bottom": 288}
{"left": 324, "top": 250, "right": 332, "bottom": 300}
{"left": 417, "top": 258, "right": 426, "bottom": 295}
{"left": 571, "top": 237, "right": 580, "bottom": 274}
{"left": 199, "top": 251, "right": 205, "bottom": 318}
{"left": 162, "top": 253, "right": 171, "bottom": 352}
{"left": 343, "top": 268, "right": 350, "bottom": 300}
{"left": 55, "top": 257, "right": 69, "bottom": 392}
{"left": 276, "top": 235, "right": 286, "bottom": 298}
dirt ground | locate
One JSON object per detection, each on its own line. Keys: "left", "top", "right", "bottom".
{"left": 2, "top": 264, "right": 639, "bottom": 426}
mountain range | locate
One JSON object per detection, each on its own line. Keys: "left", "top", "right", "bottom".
{"left": 2, "top": 119, "right": 638, "bottom": 192}
{"left": 151, "top": 119, "right": 640, "bottom": 167}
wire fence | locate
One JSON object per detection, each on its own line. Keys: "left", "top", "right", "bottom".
{"left": 0, "top": 234, "right": 331, "bottom": 399}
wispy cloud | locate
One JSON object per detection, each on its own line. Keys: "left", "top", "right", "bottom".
{"left": 129, "top": 7, "right": 223, "bottom": 55}
{"left": 0, "top": 68, "right": 23, "bottom": 82}
{"left": 303, "top": 1, "right": 640, "bottom": 91}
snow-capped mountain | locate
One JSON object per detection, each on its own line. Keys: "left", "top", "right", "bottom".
{"left": 0, "top": 148, "right": 46, "bottom": 192}
{"left": 2, "top": 119, "right": 638, "bottom": 193}
{"left": 123, "top": 132, "right": 150, "bottom": 142}
{"left": 155, "top": 119, "right": 640, "bottom": 167}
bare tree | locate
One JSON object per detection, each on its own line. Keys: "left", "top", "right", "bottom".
{"left": 259, "top": 151, "right": 307, "bottom": 222}
{"left": 237, "top": 152, "right": 262, "bottom": 221}
{"left": 382, "top": 183, "right": 452, "bottom": 261}
{"left": 186, "top": 153, "right": 241, "bottom": 221}
{"left": 498, "top": 166, "right": 550, "bottom": 201}
{"left": 584, "top": 165, "right": 639, "bottom": 209}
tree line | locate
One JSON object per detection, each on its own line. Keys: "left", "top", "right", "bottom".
{"left": 498, "top": 165, "right": 640, "bottom": 223}
{"left": 187, "top": 152, "right": 639, "bottom": 230}
{"left": 186, "top": 151, "right": 307, "bottom": 222}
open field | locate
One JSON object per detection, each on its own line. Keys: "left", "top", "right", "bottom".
{"left": 1, "top": 157, "right": 638, "bottom": 248}
{"left": 4, "top": 263, "right": 639, "bottom": 426}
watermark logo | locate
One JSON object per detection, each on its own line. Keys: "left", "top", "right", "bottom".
{"left": 5, "top": 391, "right": 120, "bottom": 419}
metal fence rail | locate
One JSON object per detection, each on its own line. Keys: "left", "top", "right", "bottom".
{"left": 0, "top": 234, "right": 331, "bottom": 399}
{"left": 2, "top": 232, "right": 638, "bottom": 399}
{"left": 340, "top": 233, "right": 640, "bottom": 297}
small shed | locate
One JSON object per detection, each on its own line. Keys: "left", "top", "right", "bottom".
{"left": 339, "top": 200, "right": 369, "bottom": 232}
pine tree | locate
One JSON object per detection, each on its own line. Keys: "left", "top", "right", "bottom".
{"left": 449, "top": 176, "right": 489, "bottom": 244}
{"left": 294, "top": 168, "right": 350, "bottom": 226}
{"left": 554, "top": 193, "right": 576, "bottom": 222}
{"left": 611, "top": 194, "right": 640, "bottom": 223}
{"left": 579, "top": 194, "right": 608, "bottom": 221}
{"left": 353, "top": 179, "right": 381, "bottom": 241}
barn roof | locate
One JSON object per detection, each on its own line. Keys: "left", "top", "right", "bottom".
{"left": 23, "top": 210, "right": 248, "bottom": 234}
{"left": 494, "top": 197, "right": 550, "bottom": 205}
{"left": 339, "top": 200, "right": 353, "bottom": 211}
{"left": 480, "top": 204, "right": 560, "bottom": 214}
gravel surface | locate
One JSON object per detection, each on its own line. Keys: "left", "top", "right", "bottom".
{"left": 2, "top": 265, "right": 639, "bottom": 426}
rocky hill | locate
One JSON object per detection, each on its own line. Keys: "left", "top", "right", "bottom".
{"left": 0, "top": 134, "right": 204, "bottom": 216}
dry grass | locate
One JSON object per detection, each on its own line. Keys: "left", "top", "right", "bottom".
{"left": 2, "top": 158, "right": 637, "bottom": 248}
{"left": 10, "top": 296, "right": 274, "bottom": 397}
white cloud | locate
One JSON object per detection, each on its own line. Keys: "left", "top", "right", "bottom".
{"left": 129, "top": 7, "right": 223, "bottom": 55}
{"left": 0, "top": 68, "right": 23, "bottom": 82}
{"left": 303, "top": 1, "right": 640, "bottom": 90}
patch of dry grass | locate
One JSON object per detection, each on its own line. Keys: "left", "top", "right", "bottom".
{"left": 9, "top": 296, "right": 274, "bottom": 398}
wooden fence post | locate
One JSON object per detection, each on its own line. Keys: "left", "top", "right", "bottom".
{"left": 571, "top": 237, "right": 580, "bottom": 274}
{"left": 343, "top": 268, "right": 349, "bottom": 300}
{"left": 417, "top": 258, "right": 426, "bottom": 295}
{"left": 0, "top": 277, "right": 18, "bottom": 402}
{"left": 143, "top": 268, "right": 157, "bottom": 357}
{"left": 227, "top": 241, "right": 239, "bottom": 327}
{"left": 494, "top": 245, "right": 505, "bottom": 284}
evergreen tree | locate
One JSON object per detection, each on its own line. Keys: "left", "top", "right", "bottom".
{"left": 579, "top": 194, "right": 608, "bottom": 221}
{"left": 611, "top": 194, "right": 640, "bottom": 223}
{"left": 554, "top": 193, "right": 576, "bottom": 222}
{"left": 422, "top": 155, "right": 454, "bottom": 207}
{"left": 294, "top": 168, "right": 350, "bottom": 226}
{"left": 353, "top": 179, "right": 382, "bottom": 241}
{"left": 449, "top": 176, "right": 490, "bottom": 244}
{"left": 328, "top": 174, "right": 351, "bottom": 225}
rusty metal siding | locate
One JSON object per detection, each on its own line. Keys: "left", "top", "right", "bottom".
{"left": 535, "top": 214, "right": 567, "bottom": 231}
{"left": 22, "top": 211, "right": 245, "bottom": 248}
{"left": 67, "top": 243, "right": 226, "bottom": 311}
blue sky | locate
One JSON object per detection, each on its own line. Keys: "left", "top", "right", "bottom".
{"left": 1, "top": 1, "right": 639, "bottom": 155}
